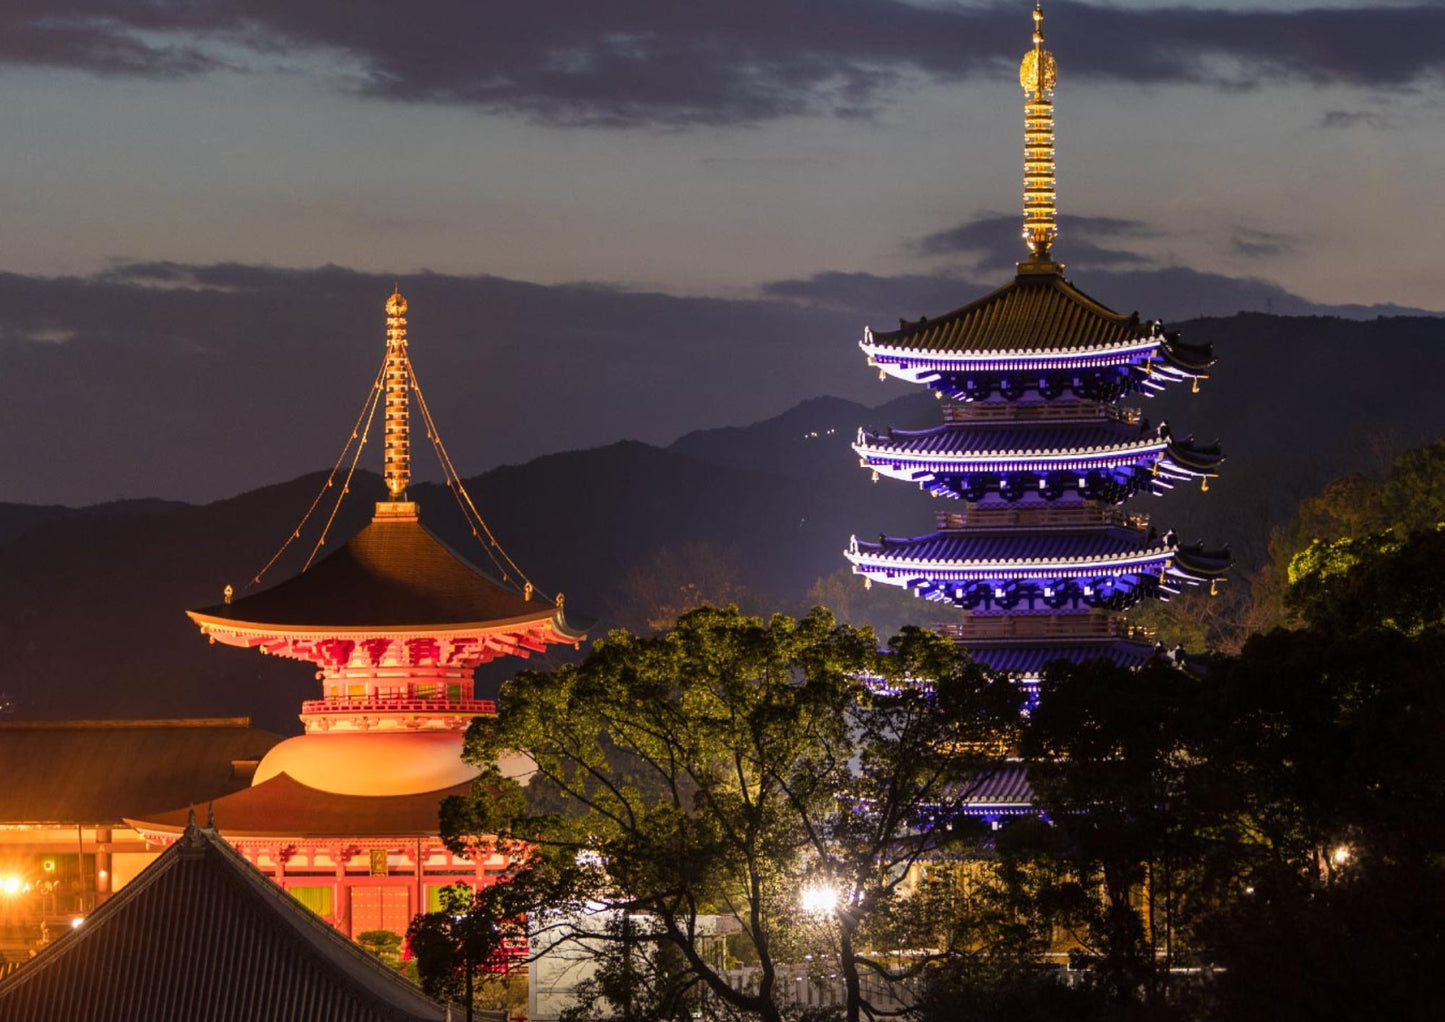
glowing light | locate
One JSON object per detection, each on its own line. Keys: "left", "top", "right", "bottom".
{"left": 799, "top": 883, "right": 840, "bottom": 916}
{"left": 71, "top": 917, "right": 84, "bottom": 929}
{"left": 1019, "top": 3, "right": 1058, "bottom": 257}
{"left": 1, "top": 876, "right": 21, "bottom": 896}
{"left": 383, "top": 288, "right": 411, "bottom": 500}
{"left": 1332, "top": 845, "right": 1351, "bottom": 866}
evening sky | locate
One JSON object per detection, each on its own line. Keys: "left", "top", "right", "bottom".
{"left": 1, "top": 1, "right": 1440, "bottom": 504}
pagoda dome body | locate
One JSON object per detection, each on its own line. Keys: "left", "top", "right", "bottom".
{"left": 251, "top": 731, "right": 536, "bottom": 797}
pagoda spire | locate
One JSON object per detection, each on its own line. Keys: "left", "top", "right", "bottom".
{"left": 382, "top": 287, "right": 411, "bottom": 500}
{"left": 1020, "top": 2, "right": 1059, "bottom": 263}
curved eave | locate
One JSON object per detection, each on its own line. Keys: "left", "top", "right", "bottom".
{"left": 188, "top": 607, "right": 585, "bottom": 646}
{"left": 861, "top": 332, "right": 1161, "bottom": 375}
{"left": 1169, "top": 546, "right": 1233, "bottom": 579}
{"left": 844, "top": 540, "right": 1178, "bottom": 580}
{"left": 1160, "top": 335, "right": 1215, "bottom": 373}
{"left": 1159, "top": 442, "right": 1225, "bottom": 475}
{"left": 124, "top": 776, "right": 475, "bottom": 842}
{"left": 125, "top": 822, "right": 450, "bottom": 844}
{"left": 854, "top": 437, "right": 1170, "bottom": 473}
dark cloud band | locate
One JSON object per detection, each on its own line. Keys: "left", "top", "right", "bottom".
{"left": 2, "top": 2, "right": 1441, "bottom": 126}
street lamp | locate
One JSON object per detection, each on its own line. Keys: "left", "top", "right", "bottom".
{"left": 799, "top": 883, "right": 840, "bottom": 916}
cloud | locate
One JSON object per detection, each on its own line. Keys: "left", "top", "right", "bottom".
{"left": 762, "top": 271, "right": 980, "bottom": 323}
{"left": 0, "top": 262, "right": 869, "bottom": 505}
{"left": 1229, "top": 227, "right": 1296, "bottom": 259}
{"left": 1319, "top": 108, "right": 1395, "bottom": 130}
{"left": 763, "top": 263, "right": 1438, "bottom": 327}
{"left": 913, "top": 213, "right": 1158, "bottom": 273}
{"left": 2, "top": 3, "right": 1442, "bottom": 127}
{"left": 2, "top": 258, "right": 1436, "bottom": 505}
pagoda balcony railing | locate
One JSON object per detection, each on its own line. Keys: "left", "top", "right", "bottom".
{"left": 937, "top": 506, "right": 1148, "bottom": 532}
{"left": 941, "top": 401, "right": 1140, "bottom": 425}
{"left": 301, "top": 696, "right": 498, "bottom": 716}
{"left": 937, "top": 613, "right": 1145, "bottom": 642}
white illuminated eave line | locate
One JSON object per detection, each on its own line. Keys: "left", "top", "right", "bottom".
{"left": 189, "top": 610, "right": 570, "bottom": 643}
{"left": 853, "top": 438, "right": 1169, "bottom": 465}
{"left": 859, "top": 330, "right": 1163, "bottom": 364}
{"left": 845, "top": 545, "right": 1176, "bottom": 575}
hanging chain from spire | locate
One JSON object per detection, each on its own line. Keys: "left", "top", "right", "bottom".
{"left": 383, "top": 288, "right": 411, "bottom": 499}
{"left": 1020, "top": 3, "right": 1059, "bottom": 259}
{"left": 246, "top": 289, "right": 552, "bottom": 602}
{"left": 245, "top": 358, "right": 387, "bottom": 590}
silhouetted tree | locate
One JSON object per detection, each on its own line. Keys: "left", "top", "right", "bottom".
{"left": 440, "top": 607, "right": 1021, "bottom": 1022}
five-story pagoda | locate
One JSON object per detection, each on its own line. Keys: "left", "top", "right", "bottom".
{"left": 846, "top": 4, "right": 1228, "bottom": 708}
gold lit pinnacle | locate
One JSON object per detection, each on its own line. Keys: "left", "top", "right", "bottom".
{"left": 383, "top": 287, "right": 411, "bottom": 499}
{"left": 1019, "top": 3, "right": 1058, "bottom": 260}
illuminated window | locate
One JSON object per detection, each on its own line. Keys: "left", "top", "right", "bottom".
{"left": 289, "top": 885, "right": 333, "bottom": 917}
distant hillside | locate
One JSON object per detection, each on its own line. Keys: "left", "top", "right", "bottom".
{"left": 2, "top": 313, "right": 1443, "bottom": 733}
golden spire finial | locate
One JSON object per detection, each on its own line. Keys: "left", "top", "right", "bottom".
{"left": 1019, "top": 2, "right": 1058, "bottom": 262}
{"left": 382, "top": 287, "right": 411, "bottom": 500}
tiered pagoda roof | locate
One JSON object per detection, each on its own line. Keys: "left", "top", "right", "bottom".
{"left": 191, "top": 509, "right": 581, "bottom": 652}
{"left": 855, "top": 417, "right": 1222, "bottom": 499}
{"left": 0, "top": 719, "right": 280, "bottom": 824}
{"left": 846, "top": 3, "right": 1228, "bottom": 803}
{"left": 846, "top": 4, "right": 1227, "bottom": 622}
{"left": 848, "top": 526, "right": 1227, "bottom": 610}
{"left": 861, "top": 268, "right": 1214, "bottom": 400}
{"left": 128, "top": 773, "right": 471, "bottom": 842}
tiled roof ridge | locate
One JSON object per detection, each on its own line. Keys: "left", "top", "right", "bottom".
{"left": 0, "top": 717, "right": 253, "bottom": 730}
{"left": 870, "top": 270, "right": 1142, "bottom": 345}
{"left": 0, "top": 820, "right": 447, "bottom": 1020}
{"left": 183, "top": 823, "right": 448, "bottom": 1019}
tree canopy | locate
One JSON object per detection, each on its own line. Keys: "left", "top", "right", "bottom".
{"left": 440, "top": 606, "right": 1021, "bottom": 1022}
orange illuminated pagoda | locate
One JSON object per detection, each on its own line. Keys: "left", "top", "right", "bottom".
{"left": 129, "top": 290, "right": 585, "bottom": 941}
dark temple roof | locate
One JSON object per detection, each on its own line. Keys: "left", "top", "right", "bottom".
{"left": 128, "top": 772, "right": 471, "bottom": 839}
{"left": 0, "top": 821, "right": 448, "bottom": 1022}
{"left": 870, "top": 269, "right": 1147, "bottom": 353}
{"left": 863, "top": 419, "right": 1151, "bottom": 456}
{"left": 0, "top": 719, "right": 281, "bottom": 824}
{"left": 856, "top": 527, "right": 1230, "bottom": 576}
{"left": 861, "top": 527, "right": 1167, "bottom": 564}
{"left": 193, "top": 511, "right": 578, "bottom": 633}
{"left": 867, "top": 266, "right": 1213, "bottom": 370}
{"left": 962, "top": 763, "right": 1034, "bottom": 812}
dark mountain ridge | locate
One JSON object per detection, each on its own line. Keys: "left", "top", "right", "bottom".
{"left": 3, "top": 313, "right": 1443, "bottom": 733}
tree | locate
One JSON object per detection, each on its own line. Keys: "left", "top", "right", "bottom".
{"left": 605, "top": 541, "right": 759, "bottom": 633}
{"left": 1016, "top": 657, "right": 1207, "bottom": 1010}
{"left": 1250, "top": 438, "right": 1445, "bottom": 632}
{"left": 407, "top": 883, "right": 528, "bottom": 1021}
{"left": 440, "top": 606, "right": 1021, "bottom": 1022}
{"left": 356, "top": 928, "right": 402, "bottom": 967}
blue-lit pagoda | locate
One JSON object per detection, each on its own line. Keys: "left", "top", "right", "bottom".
{"left": 846, "top": 3, "right": 1229, "bottom": 703}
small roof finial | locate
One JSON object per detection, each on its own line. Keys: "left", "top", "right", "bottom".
{"left": 1019, "top": 2, "right": 1059, "bottom": 265}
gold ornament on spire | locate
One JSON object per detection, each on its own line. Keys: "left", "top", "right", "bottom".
{"left": 382, "top": 287, "right": 411, "bottom": 499}
{"left": 1019, "top": 3, "right": 1058, "bottom": 260}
